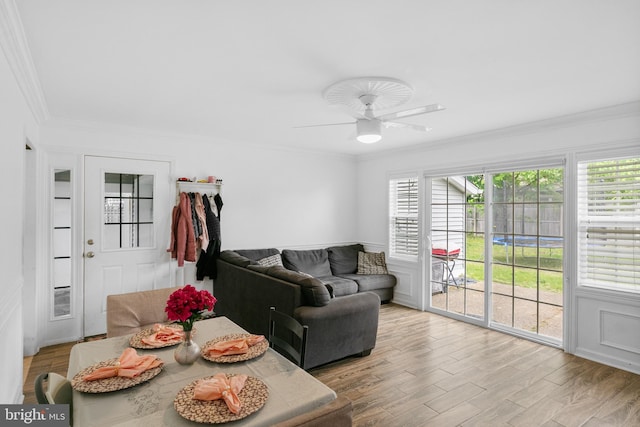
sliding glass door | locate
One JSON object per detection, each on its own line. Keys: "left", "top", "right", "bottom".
{"left": 490, "top": 169, "right": 564, "bottom": 340}
{"left": 430, "top": 175, "right": 485, "bottom": 320}
{"left": 428, "top": 167, "right": 564, "bottom": 343}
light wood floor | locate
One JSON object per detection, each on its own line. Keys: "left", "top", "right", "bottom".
{"left": 24, "top": 304, "right": 640, "bottom": 426}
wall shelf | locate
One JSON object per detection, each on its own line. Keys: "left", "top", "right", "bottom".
{"left": 175, "top": 181, "right": 222, "bottom": 202}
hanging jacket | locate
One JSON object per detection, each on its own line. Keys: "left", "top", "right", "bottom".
{"left": 188, "top": 192, "right": 201, "bottom": 243}
{"left": 196, "top": 193, "right": 222, "bottom": 280}
{"left": 167, "top": 192, "right": 197, "bottom": 267}
{"left": 194, "top": 192, "right": 210, "bottom": 251}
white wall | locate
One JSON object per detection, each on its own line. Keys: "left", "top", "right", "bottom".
{"left": 355, "top": 102, "right": 640, "bottom": 373}
{"left": 33, "top": 123, "right": 358, "bottom": 345}
{"left": 0, "top": 38, "right": 38, "bottom": 403}
{"left": 40, "top": 123, "right": 358, "bottom": 250}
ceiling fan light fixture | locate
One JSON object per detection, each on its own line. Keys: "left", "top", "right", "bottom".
{"left": 356, "top": 118, "right": 382, "bottom": 143}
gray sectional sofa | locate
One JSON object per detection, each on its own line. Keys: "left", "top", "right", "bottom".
{"left": 213, "top": 244, "right": 396, "bottom": 369}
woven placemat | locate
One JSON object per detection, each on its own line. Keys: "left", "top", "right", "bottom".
{"left": 129, "top": 325, "right": 185, "bottom": 349}
{"left": 71, "top": 358, "right": 164, "bottom": 393}
{"left": 174, "top": 375, "right": 268, "bottom": 424}
{"left": 201, "top": 334, "right": 268, "bottom": 363}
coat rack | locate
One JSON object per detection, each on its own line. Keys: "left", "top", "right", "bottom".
{"left": 175, "top": 181, "right": 222, "bottom": 203}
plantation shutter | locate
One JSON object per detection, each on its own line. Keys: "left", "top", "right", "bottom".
{"left": 390, "top": 177, "right": 419, "bottom": 257}
{"left": 577, "top": 156, "right": 640, "bottom": 291}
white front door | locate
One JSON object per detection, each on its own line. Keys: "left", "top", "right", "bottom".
{"left": 83, "top": 156, "right": 172, "bottom": 336}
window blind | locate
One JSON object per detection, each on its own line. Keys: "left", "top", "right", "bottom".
{"left": 577, "top": 156, "right": 640, "bottom": 291}
{"left": 389, "top": 177, "right": 419, "bottom": 257}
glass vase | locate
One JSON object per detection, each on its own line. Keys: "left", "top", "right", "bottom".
{"left": 174, "top": 329, "right": 201, "bottom": 365}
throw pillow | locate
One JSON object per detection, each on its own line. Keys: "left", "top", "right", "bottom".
{"left": 357, "top": 251, "right": 389, "bottom": 275}
{"left": 256, "top": 253, "right": 284, "bottom": 267}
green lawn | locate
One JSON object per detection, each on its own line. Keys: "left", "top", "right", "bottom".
{"left": 464, "top": 234, "right": 563, "bottom": 293}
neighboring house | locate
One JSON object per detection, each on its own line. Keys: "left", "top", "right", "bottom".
{"left": 431, "top": 176, "right": 481, "bottom": 282}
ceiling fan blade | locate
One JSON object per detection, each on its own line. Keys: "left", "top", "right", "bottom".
{"left": 377, "top": 103, "right": 445, "bottom": 121}
{"left": 383, "top": 121, "right": 432, "bottom": 132}
{"left": 293, "top": 121, "right": 355, "bottom": 129}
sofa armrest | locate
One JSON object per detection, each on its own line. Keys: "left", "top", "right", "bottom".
{"left": 214, "top": 260, "right": 303, "bottom": 336}
{"left": 295, "top": 292, "right": 380, "bottom": 369}
{"left": 272, "top": 395, "right": 353, "bottom": 427}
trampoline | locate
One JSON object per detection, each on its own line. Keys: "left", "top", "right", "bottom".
{"left": 492, "top": 235, "right": 563, "bottom": 262}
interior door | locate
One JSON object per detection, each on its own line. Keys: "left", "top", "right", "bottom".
{"left": 84, "top": 156, "right": 171, "bottom": 336}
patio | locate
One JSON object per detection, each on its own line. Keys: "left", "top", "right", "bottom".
{"left": 431, "top": 281, "right": 563, "bottom": 339}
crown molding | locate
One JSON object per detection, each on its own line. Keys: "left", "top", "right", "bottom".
{"left": 42, "top": 117, "right": 357, "bottom": 160}
{"left": 358, "top": 101, "right": 640, "bottom": 161}
{"left": 0, "top": 0, "right": 49, "bottom": 123}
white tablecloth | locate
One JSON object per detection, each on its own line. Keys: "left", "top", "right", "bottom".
{"left": 67, "top": 316, "right": 336, "bottom": 426}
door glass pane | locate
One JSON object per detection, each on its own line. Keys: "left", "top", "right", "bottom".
{"left": 491, "top": 167, "right": 563, "bottom": 341}
{"left": 104, "top": 224, "right": 120, "bottom": 249}
{"left": 54, "top": 289, "right": 71, "bottom": 317}
{"left": 53, "top": 169, "right": 72, "bottom": 318}
{"left": 139, "top": 199, "right": 153, "bottom": 222}
{"left": 138, "top": 223, "right": 154, "bottom": 247}
{"left": 103, "top": 173, "right": 154, "bottom": 249}
{"left": 138, "top": 175, "right": 154, "bottom": 197}
{"left": 430, "top": 175, "right": 485, "bottom": 321}
{"left": 53, "top": 198, "right": 71, "bottom": 228}
{"left": 53, "top": 258, "right": 71, "bottom": 287}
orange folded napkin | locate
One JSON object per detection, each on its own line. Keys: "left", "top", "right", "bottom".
{"left": 82, "top": 348, "right": 163, "bottom": 381}
{"left": 204, "top": 335, "right": 266, "bottom": 358}
{"left": 141, "top": 323, "right": 185, "bottom": 346}
{"left": 193, "top": 373, "right": 248, "bottom": 414}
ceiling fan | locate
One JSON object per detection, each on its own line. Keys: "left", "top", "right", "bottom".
{"left": 295, "top": 77, "right": 445, "bottom": 143}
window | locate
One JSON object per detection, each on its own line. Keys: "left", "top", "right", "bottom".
{"left": 578, "top": 156, "right": 640, "bottom": 292}
{"left": 52, "top": 169, "right": 72, "bottom": 318}
{"left": 103, "top": 173, "right": 154, "bottom": 249}
{"left": 389, "top": 177, "right": 419, "bottom": 257}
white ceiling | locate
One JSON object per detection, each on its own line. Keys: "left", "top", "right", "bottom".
{"left": 16, "top": 0, "right": 640, "bottom": 155}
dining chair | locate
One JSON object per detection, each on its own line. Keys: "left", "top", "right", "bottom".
{"left": 34, "top": 372, "right": 73, "bottom": 425}
{"left": 268, "top": 306, "right": 309, "bottom": 369}
{"left": 106, "top": 286, "right": 181, "bottom": 337}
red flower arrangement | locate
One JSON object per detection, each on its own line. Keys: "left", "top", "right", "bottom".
{"left": 165, "top": 285, "right": 217, "bottom": 331}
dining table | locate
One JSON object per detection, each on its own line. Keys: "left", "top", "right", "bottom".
{"left": 66, "top": 316, "right": 337, "bottom": 426}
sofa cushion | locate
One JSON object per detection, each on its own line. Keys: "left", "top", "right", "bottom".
{"left": 266, "top": 266, "right": 331, "bottom": 306}
{"left": 282, "top": 249, "right": 332, "bottom": 277}
{"left": 235, "top": 248, "right": 281, "bottom": 263}
{"left": 357, "top": 251, "right": 389, "bottom": 274}
{"left": 326, "top": 244, "right": 364, "bottom": 275}
{"left": 316, "top": 275, "right": 358, "bottom": 297}
{"left": 338, "top": 273, "right": 397, "bottom": 292}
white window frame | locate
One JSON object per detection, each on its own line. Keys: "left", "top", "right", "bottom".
{"left": 577, "top": 152, "right": 640, "bottom": 294}
{"left": 389, "top": 175, "right": 420, "bottom": 260}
